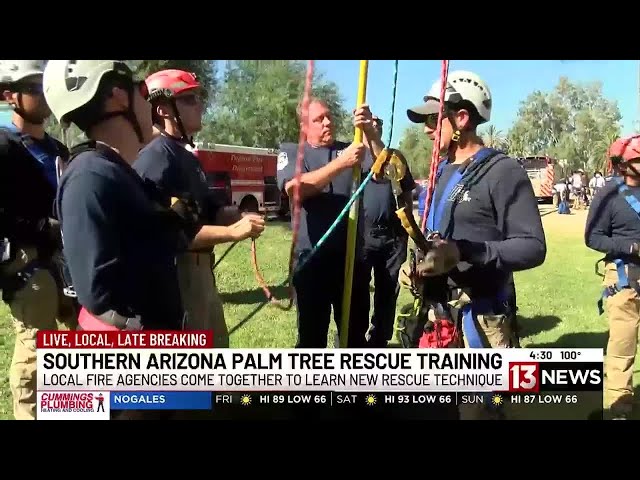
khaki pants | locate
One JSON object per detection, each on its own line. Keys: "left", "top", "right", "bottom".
{"left": 453, "top": 291, "right": 515, "bottom": 420}
{"left": 602, "top": 263, "right": 640, "bottom": 416}
{"left": 177, "top": 252, "right": 228, "bottom": 348}
{"left": 5, "top": 249, "right": 78, "bottom": 420}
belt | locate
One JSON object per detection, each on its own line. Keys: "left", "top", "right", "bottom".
{"left": 179, "top": 251, "right": 212, "bottom": 266}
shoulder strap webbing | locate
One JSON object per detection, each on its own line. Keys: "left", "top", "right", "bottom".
{"left": 2, "top": 125, "right": 59, "bottom": 188}
{"left": 614, "top": 177, "right": 640, "bottom": 217}
{"left": 426, "top": 148, "right": 504, "bottom": 235}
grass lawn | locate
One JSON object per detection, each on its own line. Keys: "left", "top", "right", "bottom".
{"left": 0, "top": 206, "right": 638, "bottom": 419}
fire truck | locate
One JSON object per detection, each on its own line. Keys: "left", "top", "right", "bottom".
{"left": 190, "top": 142, "right": 282, "bottom": 216}
{"left": 517, "top": 155, "right": 556, "bottom": 204}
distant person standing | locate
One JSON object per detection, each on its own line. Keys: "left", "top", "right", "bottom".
{"left": 589, "top": 171, "right": 605, "bottom": 199}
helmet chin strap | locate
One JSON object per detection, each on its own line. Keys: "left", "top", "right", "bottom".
{"left": 169, "top": 98, "right": 195, "bottom": 148}
{"left": 13, "top": 107, "right": 45, "bottom": 125}
{"left": 11, "top": 95, "right": 47, "bottom": 125}
{"left": 87, "top": 86, "right": 145, "bottom": 144}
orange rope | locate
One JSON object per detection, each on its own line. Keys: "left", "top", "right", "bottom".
{"left": 251, "top": 60, "right": 314, "bottom": 309}
{"left": 421, "top": 60, "right": 450, "bottom": 233}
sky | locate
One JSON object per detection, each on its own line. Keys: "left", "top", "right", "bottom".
{"left": 314, "top": 60, "right": 640, "bottom": 146}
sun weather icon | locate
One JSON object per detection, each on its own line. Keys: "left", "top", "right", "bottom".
{"left": 365, "top": 394, "right": 377, "bottom": 406}
{"left": 491, "top": 394, "right": 504, "bottom": 406}
{"left": 239, "top": 394, "right": 252, "bottom": 406}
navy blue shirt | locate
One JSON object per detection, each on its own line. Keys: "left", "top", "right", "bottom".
{"left": 56, "top": 144, "right": 185, "bottom": 329}
{"left": 585, "top": 178, "right": 640, "bottom": 264}
{"left": 362, "top": 162, "right": 416, "bottom": 230}
{"left": 427, "top": 150, "right": 546, "bottom": 295}
{"left": 134, "top": 135, "right": 220, "bottom": 224}
{"left": 0, "top": 128, "right": 67, "bottom": 247}
{"left": 277, "top": 141, "right": 372, "bottom": 260}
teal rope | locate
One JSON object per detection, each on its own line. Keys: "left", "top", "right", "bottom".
{"left": 294, "top": 60, "right": 400, "bottom": 274}
{"left": 386, "top": 60, "right": 398, "bottom": 147}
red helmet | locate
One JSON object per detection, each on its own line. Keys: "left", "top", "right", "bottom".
{"left": 145, "top": 69, "right": 200, "bottom": 101}
{"left": 608, "top": 135, "right": 640, "bottom": 163}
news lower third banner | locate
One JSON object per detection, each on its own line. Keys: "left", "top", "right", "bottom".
{"left": 35, "top": 331, "right": 605, "bottom": 420}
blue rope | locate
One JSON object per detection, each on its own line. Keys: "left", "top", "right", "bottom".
{"left": 294, "top": 60, "right": 400, "bottom": 274}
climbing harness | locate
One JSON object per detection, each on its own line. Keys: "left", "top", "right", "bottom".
{"left": 0, "top": 126, "right": 64, "bottom": 299}
{"left": 596, "top": 177, "right": 640, "bottom": 314}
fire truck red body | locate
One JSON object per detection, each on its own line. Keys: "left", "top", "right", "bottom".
{"left": 190, "top": 143, "right": 282, "bottom": 216}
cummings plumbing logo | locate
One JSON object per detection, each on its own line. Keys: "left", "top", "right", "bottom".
{"left": 38, "top": 391, "right": 110, "bottom": 420}
{"left": 40, "top": 392, "right": 100, "bottom": 413}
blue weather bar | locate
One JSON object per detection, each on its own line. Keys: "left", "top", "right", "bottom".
{"left": 110, "top": 391, "right": 212, "bottom": 410}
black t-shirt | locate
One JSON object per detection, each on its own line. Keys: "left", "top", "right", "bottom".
{"left": 585, "top": 177, "right": 640, "bottom": 264}
{"left": 277, "top": 141, "right": 372, "bottom": 261}
{"left": 0, "top": 128, "right": 67, "bottom": 244}
{"left": 134, "top": 135, "right": 221, "bottom": 224}
{"left": 426, "top": 149, "right": 546, "bottom": 294}
{"left": 56, "top": 144, "right": 185, "bottom": 329}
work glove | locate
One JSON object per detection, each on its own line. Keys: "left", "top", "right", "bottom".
{"left": 416, "top": 239, "right": 460, "bottom": 277}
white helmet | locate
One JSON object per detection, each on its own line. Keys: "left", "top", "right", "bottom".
{"left": 0, "top": 60, "right": 46, "bottom": 84}
{"left": 407, "top": 70, "right": 492, "bottom": 125}
{"left": 43, "top": 60, "right": 133, "bottom": 124}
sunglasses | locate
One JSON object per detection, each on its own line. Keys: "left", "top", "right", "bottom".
{"left": 175, "top": 93, "right": 201, "bottom": 106}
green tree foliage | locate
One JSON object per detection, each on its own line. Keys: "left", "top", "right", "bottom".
{"left": 198, "top": 60, "right": 351, "bottom": 148}
{"left": 479, "top": 124, "right": 510, "bottom": 152}
{"left": 397, "top": 124, "right": 433, "bottom": 179}
{"left": 507, "top": 77, "right": 622, "bottom": 173}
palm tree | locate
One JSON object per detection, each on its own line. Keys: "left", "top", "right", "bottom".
{"left": 481, "top": 124, "right": 505, "bottom": 149}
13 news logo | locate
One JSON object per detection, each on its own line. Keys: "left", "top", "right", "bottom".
{"left": 508, "top": 362, "right": 603, "bottom": 392}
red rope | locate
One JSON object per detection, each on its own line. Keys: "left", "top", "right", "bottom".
{"left": 421, "top": 60, "right": 450, "bottom": 232}
{"left": 251, "top": 60, "right": 314, "bottom": 309}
